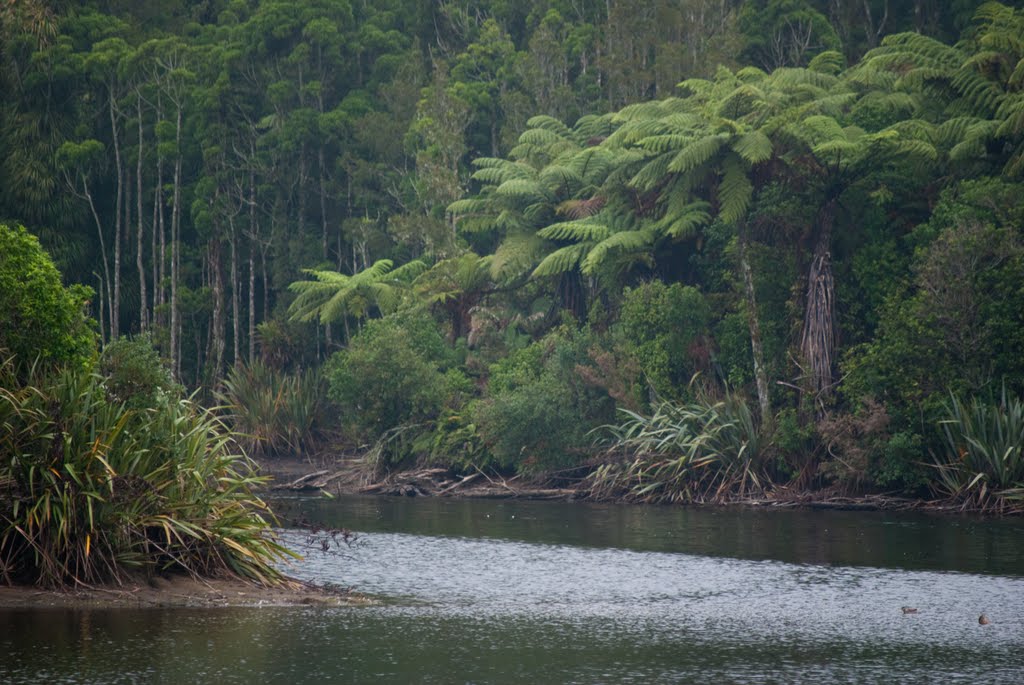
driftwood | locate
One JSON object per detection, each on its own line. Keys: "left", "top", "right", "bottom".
{"left": 436, "top": 472, "right": 481, "bottom": 496}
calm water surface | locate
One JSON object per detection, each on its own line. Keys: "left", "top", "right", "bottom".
{"left": 2, "top": 495, "right": 1023, "bottom": 684}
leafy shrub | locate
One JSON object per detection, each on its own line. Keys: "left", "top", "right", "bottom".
{"left": 0, "top": 223, "right": 94, "bottom": 375}
{"left": 0, "top": 358, "right": 293, "bottom": 587}
{"left": 473, "top": 327, "right": 616, "bottom": 474}
{"left": 99, "top": 335, "right": 180, "bottom": 408}
{"left": 842, "top": 179, "right": 1024, "bottom": 437}
{"left": 326, "top": 310, "right": 459, "bottom": 444}
{"left": 617, "top": 281, "right": 711, "bottom": 399}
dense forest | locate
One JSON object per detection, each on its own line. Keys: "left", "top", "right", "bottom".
{"left": 3, "top": 0, "right": 1024, "bottom": 515}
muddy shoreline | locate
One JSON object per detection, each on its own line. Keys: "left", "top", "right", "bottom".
{"left": 0, "top": 573, "right": 371, "bottom": 610}
{"left": 258, "top": 454, "right": 978, "bottom": 514}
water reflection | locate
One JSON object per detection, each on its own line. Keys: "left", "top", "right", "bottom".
{"left": 3, "top": 496, "right": 1024, "bottom": 684}
{"left": 277, "top": 494, "right": 1024, "bottom": 576}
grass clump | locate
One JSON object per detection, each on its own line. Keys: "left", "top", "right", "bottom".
{"left": 589, "top": 391, "right": 763, "bottom": 503}
{"left": 932, "top": 387, "right": 1024, "bottom": 514}
{"left": 0, "top": 356, "right": 296, "bottom": 588}
{"left": 219, "top": 361, "right": 329, "bottom": 459}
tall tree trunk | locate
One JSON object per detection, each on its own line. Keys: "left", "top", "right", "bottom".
{"left": 248, "top": 163, "right": 257, "bottom": 363}
{"left": 229, "top": 212, "right": 240, "bottom": 367}
{"left": 170, "top": 104, "right": 183, "bottom": 378}
{"left": 738, "top": 221, "right": 771, "bottom": 428}
{"left": 800, "top": 200, "right": 837, "bottom": 405}
{"left": 152, "top": 106, "right": 165, "bottom": 333}
{"left": 82, "top": 176, "right": 113, "bottom": 345}
{"left": 319, "top": 146, "right": 328, "bottom": 261}
{"left": 136, "top": 90, "right": 148, "bottom": 333}
{"left": 208, "top": 236, "right": 225, "bottom": 381}
{"left": 109, "top": 91, "right": 123, "bottom": 340}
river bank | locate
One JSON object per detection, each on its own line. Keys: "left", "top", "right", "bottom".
{"left": 0, "top": 574, "right": 370, "bottom": 609}
{"left": 257, "top": 454, "right": 992, "bottom": 515}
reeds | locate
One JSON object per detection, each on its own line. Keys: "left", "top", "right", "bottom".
{"left": 0, "top": 357, "right": 296, "bottom": 587}
{"left": 218, "top": 362, "right": 328, "bottom": 459}
{"left": 588, "top": 393, "right": 763, "bottom": 503}
{"left": 933, "top": 387, "right": 1024, "bottom": 514}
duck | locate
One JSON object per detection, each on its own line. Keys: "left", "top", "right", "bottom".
{"left": 901, "top": 607, "right": 919, "bottom": 614}
{"left": 979, "top": 613, "right": 991, "bottom": 625}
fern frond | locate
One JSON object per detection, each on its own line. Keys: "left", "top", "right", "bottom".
{"left": 491, "top": 232, "right": 546, "bottom": 282}
{"left": 717, "top": 159, "right": 752, "bottom": 224}
{"left": 667, "top": 133, "right": 727, "bottom": 174}
{"left": 531, "top": 242, "right": 590, "bottom": 277}
{"left": 537, "top": 220, "right": 613, "bottom": 242}
{"left": 655, "top": 200, "right": 712, "bottom": 239}
{"left": 525, "top": 115, "right": 576, "bottom": 142}
{"left": 732, "top": 130, "right": 772, "bottom": 163}
{"left": 582, "top": 228, "right": 656, "bottom": 274}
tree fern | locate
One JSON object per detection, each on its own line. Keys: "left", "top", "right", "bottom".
{"left": 667, "top": 133, "right": 727, "bottom": 174}
{"left": 537, "top": 220, "right": 613, "bottom": 243}
{"left": 531, "top": 242, "right": 591, "bottom": 277}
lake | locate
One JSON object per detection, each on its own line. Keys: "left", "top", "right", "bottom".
{"left": 2, "top": 495, "right": 1023, "bottom": 683}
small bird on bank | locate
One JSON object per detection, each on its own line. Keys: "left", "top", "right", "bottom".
{"left": 979, "top": 613, "right": 991, "bottom": 625}
{"left": 901, "top": 607, "right": 919, "bottom": 614}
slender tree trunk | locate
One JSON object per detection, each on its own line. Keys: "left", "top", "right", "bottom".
{"left": 109, "top": 91, "right": 123, "bottom": 340}
{"left": 153, "top": 111, "right": 165, "bottom": 333}
{"left": 82, "top": 176, "right": 113, "bottom": 345}
{"left": 800, "top": 199, "right": 837, "bottom": 405}
{"left": 209, "top": 236, "right": 225, "bottom": 381}
{"left": 737, "top": 222, "right": 771, "bottom": 428}
{"left": 248, "top": 163, "right": 257, "bottom": 363}
{"left": 229, "top": 212, "right": 240, "bottom": 367}
{"left": 319, "top": 147, "right": 328, "bottom": 261}
{"left": 136, "top": 91, "right": 148, "bottom": 333}
{"left": 170, "top": 104, "right": 183, "bottom": 378}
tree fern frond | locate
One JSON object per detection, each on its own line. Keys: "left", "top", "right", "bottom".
{"left": 491, "top": 232, "right": 546, "bottom": 282}
{"left": 732, "top": 130, "right": 772, "bottom": 163}
{"left": 495, "top": 177, "right": 547, "bottom": 199}
{"left": 667, "top": 133, "right": 727, "bottom": 174}
{"left": 526, "top": 114, "right": 576, "bottom": 141}
{"left": 523, "top": 202, "right": 555, "bottom": 224}
{"left": 447, "top": 197, "right": 493, "bottom": 216}
{"left": 387, "top": 260, "right": 429, "bottom": 283}
{"left": 582, "top": 228, "right": 656, "bottom": 274}
{"left": 638, "top": 133, "right": 695, "bottom": 155}
{"left": 531, "top": 242, "right": 590, "bottom": 278}
{"left": 537, "top": 220, "right": 613, "bottom": 242}
{"left": 655, "top": 200, "right": 712, "bottom": 239}
{"left": 630, "top": 152, "right": 673, "bottom": 191}
{"left": 718, "top": 159, "right": 752, "bottom": 224}
{"left": 995, "top": 95, "right": 1024, "bottom": 136}
{"left": 539, "top": 164, "right": 581, "bottom": 195}
{"left": 808, "top": 50, "right": 845, "bottom": 75}
{"left": 518, "top": 127, "right": 568, "bottom": 148}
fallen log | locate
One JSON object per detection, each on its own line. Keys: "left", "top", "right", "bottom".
{"left": 437, "top": 472, "right": 481, "bottom": 496}
{"left": 275, "top": 470, "right": 331, "bottom": 490}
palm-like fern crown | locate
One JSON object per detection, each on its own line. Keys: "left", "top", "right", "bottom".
{"left": 287, "top": 258, "right": 427, "bottom": 324}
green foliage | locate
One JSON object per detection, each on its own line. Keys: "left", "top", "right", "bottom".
{"left": 325, "top": 310, "right": 457, "bottom": 447}
{"left": 218, "top": 361, "right": 329, "bottom": 459}
{"left": 589, "top": 391, "right": 764, "bottom": 503}
{"left": 0, "top": 223, "right": 94, "bottom": 375}
{"left": 0, "top": 359, "right": 294, "bottom": 588}
{"left": 842, "top": 178, "right": 1024, "bottom": 431}
{"left": 617, "top": 282, "right": 711, "bottom": 399}
{"left": 933, "top": 387, "right": 1024, "bottom": 514}
{"left": 99, "top": 335, "right": 180, "bottom": 408}
{"left": 472, "top": 326, "right": 616, "bottom": 474}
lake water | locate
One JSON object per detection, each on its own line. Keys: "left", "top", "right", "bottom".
{"left": 2, "top": 495, "right": 1024, "bottom": 683}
